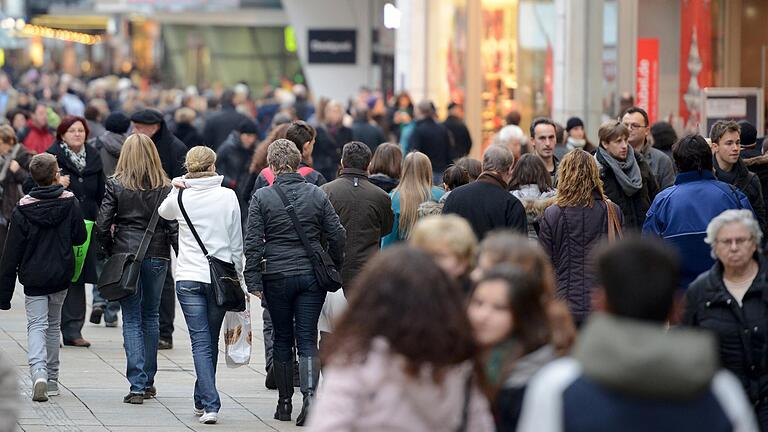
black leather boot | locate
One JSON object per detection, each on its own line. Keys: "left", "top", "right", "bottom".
{"left": 273, "top": 360, "right": 293, "bottom": 421}
{"left": 296, "top": 356, "right": 320, "bottom": 426}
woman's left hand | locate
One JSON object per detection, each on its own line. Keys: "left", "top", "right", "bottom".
{"left": 172, "top": 178, "right": 187, "bottom": 189}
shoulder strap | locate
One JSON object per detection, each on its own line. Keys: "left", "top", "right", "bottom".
{"left": 135, "top": 189, "right": 166, "bottom": 262}
{"left": 728, "top": 184, "right": 744, "bottom": 209}
{"left": 177, "top": 188, "right": 209, "bottom": 256}
{"left": 260, "top": 168, "right": 276, "bottom": 186}
{"left": 272, "top": 183, "right": 315, "bottom": 259}
{"left": 298, "top": 166, "right": 314, "bottom": 177}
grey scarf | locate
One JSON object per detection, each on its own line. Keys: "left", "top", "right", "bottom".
{"left": 61, "top": 141, "right": 87, "bottom": 173}
{"left": 596, "top": 145, "right": 642, "bottom": 196}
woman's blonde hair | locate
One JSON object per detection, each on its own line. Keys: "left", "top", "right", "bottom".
{"left": 555, "top": 149, "right": 607, "bottom": 208}
{"left": 410, "top": 215, "right": 478, "bottom": 265}
{"left": 185, "top": 146, "right": 217, "bottom": 179}
{"left": 395, "top": 151, "right": 433, "bottom": 238}
{"left": 113, "top": 133, "right": 170, "bottom": 190}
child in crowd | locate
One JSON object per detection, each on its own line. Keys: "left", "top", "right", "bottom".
{"left": 0, "top": 153, "right": 87, "bottom": 402}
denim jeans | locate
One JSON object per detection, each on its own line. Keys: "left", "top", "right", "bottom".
{"left": 92, "top": 286, "right": 120, "bottom": 324}
{"left": 176, "top": 280, "right": 226, "bottom": 413}
{"left": 25, "top": 290, "right": 68, "bottom": 381}
{"left": 118, "top": 258, "right": 168, "bottom": 394}
{"left": 263, "top": 274, "right": 326, "bottom": 363}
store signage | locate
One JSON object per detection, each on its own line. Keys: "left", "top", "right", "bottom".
{"left": 699, "top": 88, "right": 763, "bottom": 138}
{"left": 679, "top": 0, "right": 713, "bottom": 128}
{"left": 636, "top": 38, "right": 659, "bottom": 124}
{"left": 308, "top": 30, "right": 356, "bottom": 64}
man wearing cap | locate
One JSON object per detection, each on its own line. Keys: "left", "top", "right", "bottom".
{"left": 443, "top": 102, "right": 472, "bottom": 160}
{"left": 621, "top": 107, "right": 675, "bottom": 190}
{"left": 216, "top": 119, "right": 259, "bottom": 212}
{"left": 130, "top": 108, "right": 187, "bottom": 350}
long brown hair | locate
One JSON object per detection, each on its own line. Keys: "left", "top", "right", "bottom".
{"left": 395, "top": 151, "right": 433, "bottom": 238}
{"left": 249, "top": 123, "right": 289, "bottom": 174}
{"left": 369, "top": 142, "right": 402, "bottom": 179}
{"left": 322, "top": 246, "right": 476, "bottom": 379}
{"left": 113, "top": 133, "right": 170, "bottom": 190}
{"left": 555, "top": 149, "right": 607, "bottom": 208}
{"left": 508, "top": 153, "right": 553, "bottom": 192}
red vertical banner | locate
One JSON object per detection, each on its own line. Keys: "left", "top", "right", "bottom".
{"left": 679, "top": 0, "right": 712, "bottom": 129}
{"left": 637, "top": 38, "right": 659, "bottom": 124}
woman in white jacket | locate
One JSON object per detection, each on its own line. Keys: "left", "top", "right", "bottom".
{"left": 158, "top": 146, "right": 244, "bottom": 425}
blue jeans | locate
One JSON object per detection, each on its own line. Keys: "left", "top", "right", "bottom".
{"left": 263, "top": 274, "right": 326, "bottom": 363}
{"left": 176, "top": 280, "right": 226, "bottom": 413}
{"left": 92, "top": 286, "right": 120, "bottom": 323}
{"left": 119, "top": 258, "right": 168, "bottom": 394}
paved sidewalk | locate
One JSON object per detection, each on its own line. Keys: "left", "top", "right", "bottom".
{"left": 0, "top": 285, "right": 302, "bottom": 432}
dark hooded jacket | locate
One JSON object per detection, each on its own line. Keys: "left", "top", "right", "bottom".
{"left": 368, "top": 173, "right": 399, "bottom": 193}
{"left": 0, "top": 185, "right": 87, "bottom": 308}
{"left": 314, "top": 124, "right": 354, "bottom": 181}
{"left": 714, "top": 157, "right": 768, "bottom": 244}
{"left": 174, "top": 122, "right": 203, "bottom": 150}
{"left": 202, "top": 105, "right": 252, "bottom": 151}
{"left": 92, "top": 131, "right": 126, "bottom": 177}
{"left": 150, "top": 121, "right": 188, "bottom": 180}
{"left": 216, "top": 132, "right": 254, "bottom": 205}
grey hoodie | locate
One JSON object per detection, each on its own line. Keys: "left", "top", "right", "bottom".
{"left": 95, "top": 131, "right": 126, "bottom": 177}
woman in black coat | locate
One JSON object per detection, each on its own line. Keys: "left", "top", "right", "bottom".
{"left": 47, "top": 116, "right": 105, "bottom": 347}
{"left": 684, "top": 209, "right": 768, "bottom": 430}
{"left": 594, "top": 120, "right": 657, "bottom": 230}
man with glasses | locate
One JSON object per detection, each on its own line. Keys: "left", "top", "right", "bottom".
{"left": 622, "top": 107, "right": 676, "bottom": 190}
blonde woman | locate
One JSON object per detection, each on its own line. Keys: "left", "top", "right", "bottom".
{"left": 381, "top": 151, "right": 444, "bottom": 247}
{"left": 409, "top": 214, "right": 477, "bottom": 293}
{"left": 158, "top": 146, "right": 244, "bottom": 424}
{"left": 537, "top": 149, "right": 622, "bottom": 326}
{"left": 95, "top": 133, "right": 177, "bottom": 404}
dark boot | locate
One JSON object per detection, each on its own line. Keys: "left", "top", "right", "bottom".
{"left": 296, "top": 356, "right": 320, "bottom": 426}
{"left": 265, "top": 366, "right": 276, "bottom": 390}
{"left": 273, "top": 360, "right": 293, "bottom": 421}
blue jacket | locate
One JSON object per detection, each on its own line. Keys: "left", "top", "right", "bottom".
{"left": 642, "top": 171, "right": 753, "bottom": 288}
{"left": 381, "top": 186, "right": 444, "bottom": 248}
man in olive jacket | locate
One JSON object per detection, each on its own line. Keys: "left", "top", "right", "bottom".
{"left": 321, "top": 141, "right": 393, "bottom": 295}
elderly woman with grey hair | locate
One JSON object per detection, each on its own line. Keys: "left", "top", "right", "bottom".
{"left": 244, "top": 138, "right": 346, "bottom": 426}
{"left": 684, "top": 209, "right": 768, "bottom": 429}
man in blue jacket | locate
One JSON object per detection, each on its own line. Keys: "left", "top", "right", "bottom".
{"left": 643, "top": 134, "right": 754, "bottom": 288}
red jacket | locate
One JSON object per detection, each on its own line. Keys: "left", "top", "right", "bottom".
{"left": 20, "top": 120, "right": 54, "bottom": 154}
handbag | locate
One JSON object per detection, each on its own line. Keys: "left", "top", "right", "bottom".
{"left": 177, "top": 188, "right": 245, "bottom": 312}
{"left": 97, "top": 192, "right": 164, "bottom": 301}
{"left": 605, "top": 199, "right": 623, "bottom": 242}
{"left": 272, "top": 183, "right": 342, "bottom": 292}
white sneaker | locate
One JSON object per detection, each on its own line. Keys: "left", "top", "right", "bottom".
{"left": 199, "top": 412, "right": 218, "bottom": 424}
{"left": 32, "top": 378, "right": 48, "bottom": 402}
{"left": 193, "top": 406, "right": 204, "bottom": 417}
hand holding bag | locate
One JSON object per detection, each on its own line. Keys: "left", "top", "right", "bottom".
{"left": 97, "top": 192, "right": 164, "bottom": 301}
{"left": 177, "top": 188, "right": 245, "bottom": 312}
{"left": 273, "top": 183, "right": 342, "bottom": 292}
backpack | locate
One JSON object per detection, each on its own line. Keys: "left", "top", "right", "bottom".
{"left": 260, "top": 166, "right": 316, "bottom": 185}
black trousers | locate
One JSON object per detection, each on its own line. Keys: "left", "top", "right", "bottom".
{"left": 61, "top": 282, "right": 85, "bottom": 341}
{"left": 159, "top": 268, "right": 175, "bottom": 341}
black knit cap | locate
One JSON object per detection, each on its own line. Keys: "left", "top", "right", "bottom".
{"left": 237, "top": 119, "right": 258, "bottom": 134}
{"left": 130, "top": 108, "right": 164, "bottom": 125}
{"left": 566, "top": 117, "right": 584, "bottom": 131}
{"left": 738, "top": 120, "right": 757, "bottom": 146}
{"left": 105, "top": 112, "right": 130, "bottom": 134}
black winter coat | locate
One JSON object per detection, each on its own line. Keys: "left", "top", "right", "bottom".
{"left": 410, "top": 117, "right": 454, "bottom": 173}
{"left": 351, "top": 120, "right": 386, "bottom": 152}
{"left": 243, "top": 173, "right": 346, "bottom": 292}
{"left": 174, "top": 122, "right": 203, "bottom": 149}
{"left": 538, "top": 193, "right": 622, "bottom": 325}
{"left": 0, "top": 185, "right": 87, "bottom": 308}
{"left": 96, "top": 179, "right": 177, "bottom": 259}
{"left": 320, "top": 168, "right": 394, "bottom": 291}
{"left": 443, "top": 115, "right": 472, "bottom": 160}
{"left": 684, "top": 256, "right": 768, "bottom": 404}
{"left": 150, "top": 122, "right": 188, "bottom": 179}
{"left": 442, "top": 172, "right": 527, "bottom": 239}
{"left": 216, "top": 133, "right": 253, "bottom": 203}
{"left": 716, "top": 158, "right": 768, "bottom": 243}
{"left": 596, "top": 149, "right": 657, "bottom": 230}
{"left": 202, "top": 106, "right": 252, "bottom": 151}
{"left": 314, "top": 124, "right": 353, "bottom": 181}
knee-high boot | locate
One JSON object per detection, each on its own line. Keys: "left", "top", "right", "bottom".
{"left": 296, "top": 356, "right": 320, "bottom": 426}
{"left": 273, "top": 360, "right": 294, "bottom": 421}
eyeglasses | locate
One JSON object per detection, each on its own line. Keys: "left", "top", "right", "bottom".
{"left": 622, "top": 122, "right": 647, "bottom": 130}
{"left": 715, "top": 236, "right": 754, "bottom": 247}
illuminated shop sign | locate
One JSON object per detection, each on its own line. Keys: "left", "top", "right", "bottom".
{"left": 307, "top": 29, "right": 356, "bottom": 64}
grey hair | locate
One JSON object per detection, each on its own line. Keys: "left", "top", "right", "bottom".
{"left": 267, "top": 138, "right": 301, "bottom": 175}
{"left": 494, "top": 125, "right": 528, "bottom": 147}
{"left": 704, "top": 209, "right": 763, "bottom": 258}
{"left": 482, "top": 144, "right": 515, "bottom": 173}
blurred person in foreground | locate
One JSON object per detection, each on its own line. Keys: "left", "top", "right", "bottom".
{"left": 308, "top": 246, "right": 494, "bottom": 431}
{"left": 517, "top": 237, "right": 759, "bottom": 432}
{"left": 410, "top": 214, "right": 477, "bottom": 293}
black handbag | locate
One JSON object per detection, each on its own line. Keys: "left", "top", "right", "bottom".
{"left": 273, "top": 183, "right": 342, "bottom": 292}
{"left": 177, "top": 189, "right": 245, "bottom": 312}
{"left": 97, "top": 191, "right": 164, "bottom": 301}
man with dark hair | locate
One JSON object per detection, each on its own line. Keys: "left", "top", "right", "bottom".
{"left": 643, "top": 134, "right": 754, "bottom": 287}
{"left": 321, "top": 141, "right": 393, "bottom": 293}
{"left": 518, "top": 238, "right": 758, "bottom": 432}
{"left": 350, "top": 103, "right": 385, "bottom": 152}
{"left": 202, "top": 89, "right": 252, "bottom": 151}
{"left": 443, "top": 102, "right": 472, "bottom": 160}
{"left": 622, "top": 106, "right": 676, "bottom": 190}
{"left": 409, "top": 99, "right": 454, "bottom": 184}
{"left": 710, "top": 120, "right": 768, "bottom": 239}
{"left": 530, "top": 117, "right": 559, "bottom": 184}
{"left": 443, "top": 145, "right": 527, "bottom": 239}
{"left": 216, "top": 119, "right": 259, "bottom": 212}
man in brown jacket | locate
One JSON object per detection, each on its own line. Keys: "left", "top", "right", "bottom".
{"left": 321, "top": 141, "right": 394, "bottom": 295}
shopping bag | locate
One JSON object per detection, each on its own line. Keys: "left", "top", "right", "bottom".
{"left": 224, "top": 295, "right": 251, "bottom": 368}
{"left": 72, "top": 220, "right": 94, "bottom": 282}
{"left": 318, "top": 289, "right": 348, "bottom": 334}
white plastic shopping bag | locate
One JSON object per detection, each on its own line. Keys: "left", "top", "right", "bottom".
{"left": 318, "top": 289, "right": 348, "bottom": 334}
{"left": 224, "top": 295, "right": 252, "bottom": 368}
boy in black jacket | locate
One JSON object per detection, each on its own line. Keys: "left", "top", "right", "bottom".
{"left": 0, "top": 153, "right": 87, "bottom": 402}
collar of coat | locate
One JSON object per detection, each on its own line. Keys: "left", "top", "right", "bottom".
{"left": 338, "top": 168, "right": 369, "bottom": 178}
{"left": 477, "top": 171, "right": 508, "bottom": 190}
{"left": 704, "top": 253, "right": 768, "bottom": 305}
